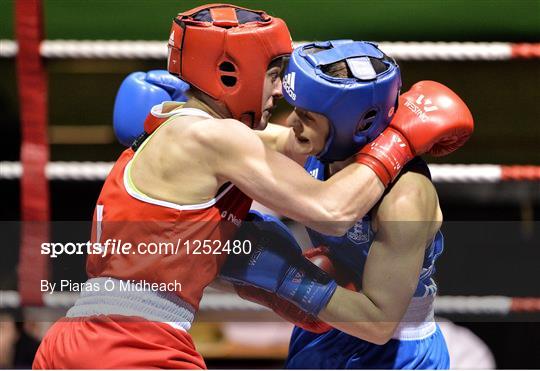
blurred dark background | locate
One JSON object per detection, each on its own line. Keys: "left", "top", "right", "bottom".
{"left": 0, "top": 0, "right": 539, "bottom": 369}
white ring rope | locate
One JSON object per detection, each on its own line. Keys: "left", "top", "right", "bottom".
{"left": 0, "top": 161, "right": 112, "bottom": 181}
{"left": 1, "top": 290, "right": 536, "bottom": 315}
{"left": 428, "top": 164, "right": 502, "bottom": 183}
{"left": 434, "top": 296, "right": 512, "bottom": 315}
{"left": 2, "top": 40, "right": 537, "bottom": 61}
{"left": 379, "top": 42, "right": 511, "bottom": 61}
{"left": 2, "top": 162, "right": 539, "bottom": 183}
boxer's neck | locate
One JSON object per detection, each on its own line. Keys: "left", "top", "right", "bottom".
{"left": 184, "top": 96, "right": 230, "bottom": 120}
{"left": 328, "top": 156, "right": 355, "bottom": 177}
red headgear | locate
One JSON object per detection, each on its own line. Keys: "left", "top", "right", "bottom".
{"left": 167, "top": 3, "right": 293, "bottom": 127}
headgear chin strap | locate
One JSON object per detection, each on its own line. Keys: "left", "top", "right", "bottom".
{"left": 168, "top": 3, "right": 293, "bottom": 127}
{"left": 283, "top": 40, "right": 401, "bottom": 162}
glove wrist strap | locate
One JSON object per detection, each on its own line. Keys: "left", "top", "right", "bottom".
{"left": 277, "top": 261, "right": 337, "bottom": 316}
{"left": 356, "top": 128, "right": 415, "bottom": 186}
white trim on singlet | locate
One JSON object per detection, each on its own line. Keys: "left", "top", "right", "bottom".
{"left": 149, "top": 102, "right": 214, "bottom": 120}
{"left": 123, "top": 105, "right": 235, "bottom": 211}
{"left": 123, "top": 162, "right": 235, "bottom": 211}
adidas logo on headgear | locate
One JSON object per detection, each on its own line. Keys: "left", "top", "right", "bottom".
{"left": 283, "top": 72, "right": 296, "bottom": 101}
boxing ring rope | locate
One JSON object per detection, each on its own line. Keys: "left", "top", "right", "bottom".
{"left": 0, "top": 290, "right": 539, "bottom": 315}
{"left": 1, "top": 40, "right": 540, "bottom": 60}
{"left": 14, "top": 0, "right": 50, "bottom": 307}
{"left": 2, "top": 162, "right": 540, "bottom": 183}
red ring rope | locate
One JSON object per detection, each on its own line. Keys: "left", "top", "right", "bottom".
{"left": 511, "top": 43, "right": 540, "bottom": 59}
{"left": 15, "top": 0, "right": 50, "bottom": 306}
{"left": 501, "top": 165, "right": 540, "bottom": 181}
{"left": 510, "top": 298, "right": 540, "bottom": 312}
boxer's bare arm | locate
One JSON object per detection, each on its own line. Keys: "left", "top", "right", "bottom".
{"left": 254, "top": 123, "right": 289, "bottom": 152}
{"left": 318, "top": 172, "right": 442, "bottom": 344}
{"left": 255, "top": 123, "right": 307, "bottom": 165}
{"left": 197, "top": 119, "right": 385, "bottom": 236}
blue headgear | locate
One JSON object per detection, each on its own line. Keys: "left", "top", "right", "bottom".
{"left": 282, "top": 40, "right": 401, "bottom": 162}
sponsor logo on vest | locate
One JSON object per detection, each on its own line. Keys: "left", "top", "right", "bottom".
{"left": 221, "top": 210, "right": 242, "bottom": 226}
{"left": 347, "top": 220, "right": 370, "bottom": 244}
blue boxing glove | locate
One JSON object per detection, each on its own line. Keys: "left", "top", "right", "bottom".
{"left": 113, "top": 70, "right": 189, "bottom": 146}
{"left": 220, "top": 211, "right": 337, "bottom": 316}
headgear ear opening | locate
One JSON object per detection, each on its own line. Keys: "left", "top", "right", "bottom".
{"left": 356, "top": 109, "right": 379, "bottom": 134}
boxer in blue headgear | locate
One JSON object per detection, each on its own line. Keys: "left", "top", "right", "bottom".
{"left": 282, "top": 40, "right": 401, "bottom": 162}
{"left": 273, "top": 40, "right": 452, "bottom": 369}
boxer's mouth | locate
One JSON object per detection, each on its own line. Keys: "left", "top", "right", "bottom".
{"left": 293, "top": 128, "right": 309, "bottom": 143}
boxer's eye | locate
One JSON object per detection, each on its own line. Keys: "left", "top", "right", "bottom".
{"left": 304, "top": 112, "right": 315, "bottom": 122}
{"left": 267, "top": 67, "right": 281, "bottom": 81}
{"left": 269, "top": 72, "right": 279, "bottom": 83}
{"left": 296, "top": 109, "right": 314, "bottom": 122}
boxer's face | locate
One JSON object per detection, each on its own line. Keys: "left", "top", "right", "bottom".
{"left": 286, "top": 108, "right": 330, "bottom": 156}
{"left": 258, "top": 60, "right": 286, "bottom": 130}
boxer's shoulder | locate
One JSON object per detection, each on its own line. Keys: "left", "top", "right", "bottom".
{"left": 379, "top": 171, "right": 439, "bottom": 217}
{"left": 387, "top": 171, "right": 437, "bottom": 209}
{"left": 373, "top": 170, "right": 442, "bottom": 237}
{"left": 139, "top": 114, "right": 228, "bottom": 162}
{"left": 160, "top": 115, "right": 252, "bottom": 152}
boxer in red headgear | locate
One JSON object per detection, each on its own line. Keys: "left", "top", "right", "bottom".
{"left": 166, "top": 3, "right": 292, "bottom": 128}
{"left": 34, "top": 4, "right": 472, "bottom": 369}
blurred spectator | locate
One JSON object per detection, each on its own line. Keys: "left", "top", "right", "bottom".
{"left": 0, "top": 309, "right": 54, "bottom": 369}
{"left": 438, "top": 319, "right": 496, "bottom": 369}
{"left": 0, "top": 313, "right": 17, "bottom": 368}
{"left": 12, "top": 322, "right": 40, "bottom": 369}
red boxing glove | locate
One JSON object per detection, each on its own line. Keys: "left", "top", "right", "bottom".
{"left": 303, "top": 246, "right": 359, "bottom": 292}
{"left": 234, "top": 284, "right": 332, "bottom": 333}
{"left": 356, "top": 80, "right": 474, "bottom": 186}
